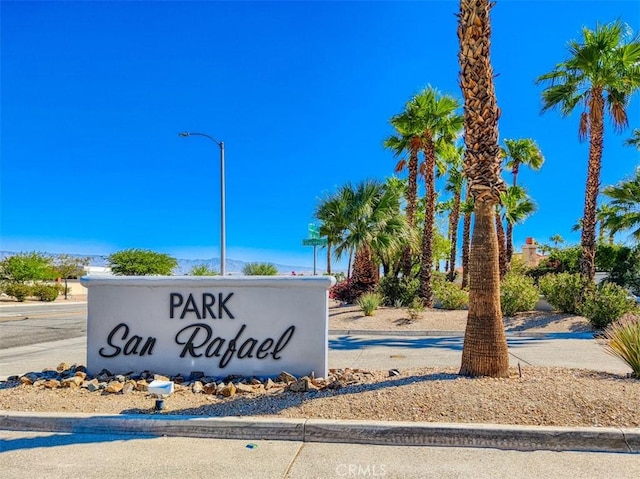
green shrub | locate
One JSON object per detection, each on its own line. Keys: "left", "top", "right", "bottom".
{"left": 581, "top": 283, "right": 637, "bottom": 329}
{"left": 433, "top": 281, "right": 468, "bottom": 310}
{"left": 377, "top": 276, "right": 420, "bottom": 307}
{"left": 357, "top": 292, "right": 382, "bottom": 316}
{"left": 107, "top": 248, "right": 177, "bottom": 276}
{"left": 501, "top": 273, "right": 539, "bottom": 316}
{"left": 242, "top": 262, "right": 278, "bottom": 275}
{"left": 4, "top": 283, "right": 33, "bottom": 302}
{"left": 32, "top": 283, "right": 61, "bottom": 302}
{"left": 407, "top": 297, "right": 425, "bottom": 320}
{"left": 538, "top": 273, "right": 587, "bottom": 314}
{"left": 189, "top": 264, "right": 219, "bottom": 276}
{"left": 600, "top": 314, "right": 640, "bottom": 378}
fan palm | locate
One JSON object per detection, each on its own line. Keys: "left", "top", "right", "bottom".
{"left": 458, "top": 0, "right": 510, "bottom": 377}
{"left": 411, "top": 87, "right": 463, "bottom": 307}
{"left": 537, "top": 20, "right": 640, "bottom": 281}
{"left": 624, "top": 129, "right": 640, "bottom": 150}
{"left": 442, "top": 144, "right": 466, "bottom": 281}
{"left": 315, "top": 191, "right": 348, "bottom": 275}
{"left": 333, "top": 180, "right": 407, "bottom": 294}
{"left": 501, "top": 138, "right": 544, "bottom": 186}
{"left": 501, "top": 185, "right": 537, "bottom": 268}
{"left": 602, "top": 170, "right": 640, "bottom": 240}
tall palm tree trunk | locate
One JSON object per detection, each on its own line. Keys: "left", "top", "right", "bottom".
{"left": 496, "top": 212, "right": 507, "bottom": 280}
{"left": 447, "top": 189, "right": 462, "bottom": 281}
{"left": 326, "top": 244, "right": 332, "bottom": 275}
{"left": 506, "top": 222, "right": 514, "bottom": 266}
{"left": 461, "top": 187, "right": 472, "bottom": 289}
{"left": 460, "top": 200, "right": 509, "bottom": 376}
{"left": 458, "top": 0, "right": 509, "bottom": 377}
{"left": 580, "top": 90, "right": 604, "bottom": 282}
{"left": 419, "top": 140, "right": 436, "bottom": 307}
{"left": 403, "top": 149, "right": 420, "bottom": 277}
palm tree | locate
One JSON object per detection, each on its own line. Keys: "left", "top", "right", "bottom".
{"left": 495, "top": 207, "right": 508, "bottom": 279}
{"left": 624, "top": 128, "right": 640, "bottom": 150}
{"left": 315, "top": 191, "right": 348, "bottom": 275}
{"left": 442, "top": 144, "right": 466, "bottom": 281}
{"left": 384, "top": 106, "right": 423, "bottom": 277}
{"left": 596, "top": 203, "right": 618, "bottom": 244}
{"left": 501, "top": 185, "right": 537, "bottom": 267}
{"left": 537, "top": 20, "right": 640, "bottom": 281}
{"left": 602, "top": 170, "right": 640, "bottom": 240}
{"left": 549, "top": 234, "right": 565, "bottom": 248}
{"left": 411, "top": 87, "right": 463, "bottom": 307}
{"left": 460, "top": 191, "right": 473, "bottom": 289}
{"left": 333, "top": 180, "right": 407, "bottom": 295}
{"left": 501, "top": 138, "right": 544, "bottom": 186}
{"left": 457, "top": 0, "right": 510, "bottom": 377}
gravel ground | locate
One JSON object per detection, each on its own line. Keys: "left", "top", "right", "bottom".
{"left": 2, "top": 303, "right": 638, "bottom": 428}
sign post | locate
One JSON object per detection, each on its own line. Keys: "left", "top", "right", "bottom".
{"left": 303, "top": 224, "right": 327, "bottom": 275}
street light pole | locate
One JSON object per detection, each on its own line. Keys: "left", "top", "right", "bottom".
{"left": 178, "top": 132, "right": 226, "bottom": 276}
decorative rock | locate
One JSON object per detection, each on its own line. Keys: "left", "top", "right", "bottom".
{"left": 277, "top": 371, "right": 297, "bottom": 384}
{"left": 189, "top": 371, "right": 205, "bottom": 381}
{"left": 84, "top": 379, "right": 100, "bottom": 392}
{"left": 203, "top": 382, "right": 218, "bottom": 395}
{"left": 74, "top": 371, "right": 87, "bottom": 380}
{"left": 115, "top": 375, "right": 127, "bottom": 383}
{"left": 287, "top": 378, "right": 308, "bottom": 393}
{"left": 264, "top": 378, "right": 276, "bottom": 390}
{"left": 172, "top": 374, "right": 185, "bottom": 384}
{"left": 121, "top": 381, "right": 135, "bottom": 395}
{"left": 43, "top": 379, "right": 61, "bottom": 389}
{"left": 191, "top": 381, "right": 204, "bottom": 394}
{"left": 98, "top": 368, "right": 113, "bottom": 377}
{"left": 33, "top": 380, "right": 46, "bottom": 388}
{"left": 135, "top": 380, "right": 148, "bottom": 392}
{"left": 105, "top": 381, "right": 123, "bottom": 393}
{"left": 154, "top": 374, "right": 170, "bottom": 382}
{"left": 61, "top": 376, "right": 83, "bottom": 388}
{"left": 20, "top": 376, "right": 34, "bottom": 385}
{"left": 389, "top": 369, "right": 400, "bottom": 377}
{"left": 235, "top": 383, "right": 255, "bottom": 394}
{"left": 218, "top": 382, "right": 236, "bottom": 397}
{"left": 57, "top": 362, "right": 71, "bottom": 372}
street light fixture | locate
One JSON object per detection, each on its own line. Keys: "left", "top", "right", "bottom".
{"left": 178, "top": 131, "right": 226, "bottom": 276}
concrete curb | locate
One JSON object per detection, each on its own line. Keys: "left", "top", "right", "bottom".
{"left": 2, "top": 411, "right": 637, "bottom": 453}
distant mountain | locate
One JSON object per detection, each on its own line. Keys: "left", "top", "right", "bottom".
{"left": 0, "top": 251, "right": 317, "bottom": 275}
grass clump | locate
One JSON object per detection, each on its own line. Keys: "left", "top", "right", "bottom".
{"left": 407, "top": 297, "right": 425, "bottom": 320}
{"left": 357, "top": 292, "right": 382, "bottom": 316}
{"left": 242, "top": 262, "right": 278, "bottom": 275}
{"left": 600, "top": 315, "right": 640, "bottom": 378}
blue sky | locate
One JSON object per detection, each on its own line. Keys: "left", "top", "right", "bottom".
{"left": 1, "top": 0, "right": 639, "bottom": 270}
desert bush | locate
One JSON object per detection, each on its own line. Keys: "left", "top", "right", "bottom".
{"left": 4, "top": 282, "right": 33, "bottom": 302}
{"left": 32, "top": 283, "right": 62, "bottom": 302}
{"left": 501, "top": 273, "right": 539, "bottom": 316}
{"left": 433, "top": 281, "right": 468, "bottom": 310}
{"left": 580, "top": 282, "right": 637, "bottom": 329}
{"left": 407, "top": 297, "right": 425, "bottom": 320}
{"left": 600, "top": 314, "right": 640, "bottom": 378}
{"left": 377, "top": 275, "right": 419, "bottom": 306}
{"left": 357, "top": 292, "right": 382, "bottom": 316}
{"left": 330, "top": 279, "right": 361, "bottom": 304}
{"left": 538, "top": 273, "right": 587, "bottom": 314}
{"left": 242, "top": 262, "right": 278, "bottom": 275}
{"left": 107, "top": 249, "right": 177, "bottom": 276}
{"left": 189, "top": 264, "right": 219, "bottom": 276}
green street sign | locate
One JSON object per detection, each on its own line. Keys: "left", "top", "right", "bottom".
{"left": 302, "top": 238, "right": 327, "bottom": 246}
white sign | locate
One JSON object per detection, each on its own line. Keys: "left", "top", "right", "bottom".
{"left": 80, "top": 276, "right": 335, "bottom": 378}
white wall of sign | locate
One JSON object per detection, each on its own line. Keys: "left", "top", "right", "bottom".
{"left": 80, "top": 276, "right": 335, "bottom": 378}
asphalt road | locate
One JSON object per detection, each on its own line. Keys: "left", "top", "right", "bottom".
{"left": 0, "top": 302, "right": 87, "bottom": 349}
